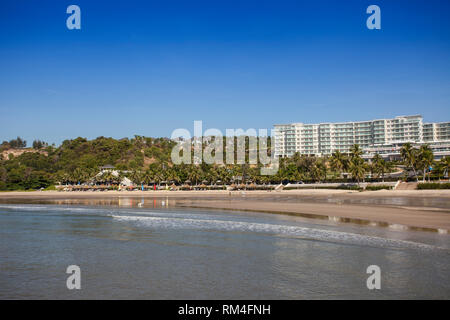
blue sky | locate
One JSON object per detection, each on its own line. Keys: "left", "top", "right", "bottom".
{"left": 1, "top": 0, "right": 449, "bottom": 145}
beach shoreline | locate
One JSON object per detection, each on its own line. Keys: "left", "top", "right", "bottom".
{"left": 1, "top": 189, "right": 449, "bottom": 233}
{"left": 1, "top": 188, "right": 450, "bottom": 197}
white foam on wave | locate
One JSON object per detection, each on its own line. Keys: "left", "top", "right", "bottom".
{"left": 111, "top": 214, "right": 441, "bottom": 251}
{"left": 119, "top": 209, "right": 238, "bottom": 222}
{"left": 0, "top": 204, "right": 112, "bottom": 215}
{"left": 0, "top": 204, "right": 231, "bottom": 223}
{"left": 0, "top": 204, "right": 53, "bottom": 211}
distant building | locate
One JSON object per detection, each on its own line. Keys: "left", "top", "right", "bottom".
{"left": 423, "top": 122, "right": 450, "bottom": 142}
{"left": 96, "top": 166, "right": 133, "bottom": 186}
{"left": 273, "top": 115, "right": 450, "bottom": 159}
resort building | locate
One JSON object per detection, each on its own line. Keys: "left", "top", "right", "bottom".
{"left": 273, "top": 115, "right": 450, "bottom": 160}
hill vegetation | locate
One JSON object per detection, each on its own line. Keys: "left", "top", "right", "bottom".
{"left": 0, "top": 137, "right": 449, "bottom": 191}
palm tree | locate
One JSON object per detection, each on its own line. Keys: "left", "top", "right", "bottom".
{"left": 166, "top": 168, "right": 180, "bottom": 184}
{"left": 292, "top": 152, "right": 301, "bottom": 164}
{"left": 111, "top": 171, "right": 123, "bottom": 185}
{"left": 418, "top": 145, "right": 434, "bottom": 182}
{"left": 400, "top": 143, "right": 418, "bottom": 181}
{"left": 205, "top": 166, "right": 219, "bottom": 185}
{"left": 441, "top": 156, "right": 450, "bottom": 181}
{"left": 349, "top": 157, "right": 366, "bottom": 184}
{"left": 312, "top": 160, "right": 327, "bottom": 182}
{"left": 97, "top": 170, "right": 114, "bottom": 185}
{"left": 346, "top": 144, "right": 366, "bottom": 184}
{"left": 154, "top": 171, "right": 164, "bottom": 186}
{"left": 372, "top": 153, "right": 382, "bottom": 166}
{"left": 295, "top": 155, "right": 315, "bottom": 181}
{"left": 84, "top": 168, "right": 97, "bottom": 185}
{"left": 330, "top": 150, "right": 348, "bottom": 177}
{"left": 56, "top": 171, "right": 71, "bottom": 185}
{"left": 129, "top": 170, "right": 144, "bottom": 186}
{"left": 188, "top": 166, "right": 202, "bottom": 186}
{"left": 373, "top": 155, "right": 392, "bottom": 182}
{"left": 216, "top": 166, "right": 230, "bottom": 185}
{"left": 349, "top": 144, "right": 363, "bottom": 159}
{"left": 372, "top": 154, "right": 381, "bottom": 179}
{"left": 257, "top": 175, "right": 270, "bottom": 185}
{"left": 72, "top": 167, "right": 85, "bottom": 184}
{"left": 434, "top": 160, "right": 444, "bottom": 181}
{"left": 142, "top": 169, "right": 155, "bottom": 185}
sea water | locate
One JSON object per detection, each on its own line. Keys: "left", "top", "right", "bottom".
{"left": 0, "top": 203, "right": 449, "bottom": 299}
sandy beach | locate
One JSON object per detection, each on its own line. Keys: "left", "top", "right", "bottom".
{"left": 1, "top": 189, "right": 450, "bottom": 232}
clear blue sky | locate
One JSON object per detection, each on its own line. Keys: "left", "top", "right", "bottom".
{"left": 1, "top": 0, "right": 449, "bottom": 146}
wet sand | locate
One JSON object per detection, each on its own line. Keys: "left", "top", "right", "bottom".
{"left": 1, "top": 189, "right": 449, "bottom": 232}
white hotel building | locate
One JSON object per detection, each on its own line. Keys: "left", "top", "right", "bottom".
{"left": 273, "top": 115, "right": 450, "bottom": 160}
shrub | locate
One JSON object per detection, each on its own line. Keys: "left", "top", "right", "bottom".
{"left": 417, "top": 183, "right": 450, "bottom": 190}
{"left": 284, "top": 185, "right": 362, "bottom": 191}
{"left": 365, "top": 185, "right": 393, "bottom": 191}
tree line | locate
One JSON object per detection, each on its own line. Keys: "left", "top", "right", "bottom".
{"left": 1, "top": 137, "right": 49, "bottom": 149}
{"left": 0, "top": 135, "right": 449, "bottom": 190}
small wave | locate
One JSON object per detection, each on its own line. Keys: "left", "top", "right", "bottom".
{"left": 1, "top": 204, "right": 445, "bottom": 251}
{"left": 111, "top": 215, "right": 442, "bottom": 251}
{"left": 0, "top": 204, "right": 246, "bottom": 222}
{"left": 0, "top": 204, "right": 114, "bottom": 216}
{"left": 0, "top": 204, "right": 232, "bottom": 222}
{"left": 0, "top": 204, "right": 52, "bottom": 211}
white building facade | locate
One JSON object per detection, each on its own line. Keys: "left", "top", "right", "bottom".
{"left": 274, "top": 115, "right": 450, "bottom": 159}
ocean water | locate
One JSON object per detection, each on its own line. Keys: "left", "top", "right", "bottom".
{"left": 0, "top": 203, "right": 449, "bottom": 299}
